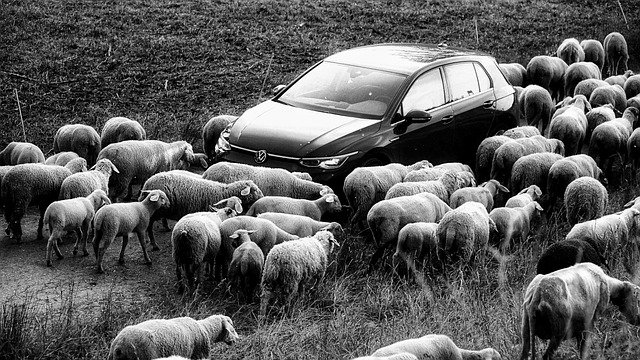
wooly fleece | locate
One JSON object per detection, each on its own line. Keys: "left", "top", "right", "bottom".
{"left": 574, "top": 78, "right": 608, "bottom": 101}
{"left": 548, "top": 95, "right": 590, "bottom": 156}
{"left": 505, "top": 185, "right": 543, "bottom": 208}
{"left": 546, "top": 154, "right": 602, "bottom": 212}
{"left": 502, "top": 125, "right": 541, "bottom": 138}
{"left": 436, "top": 201, "right": 496, "bottom": 263}
{"left": 563, "top": 61, "right": 601, "bottom": 98}
{"left": 45, "top": 151, "right": 80, "bottom": 166}
{"left": 499, "top": 62, "right": 527, "bottom": 87}
{"left": 475, "top": 135, "right": 513, "bottom": 183}
{"left": 245, "top": 193, "right": 342, "bottom": 221}
{"left": 371, "top": 334, "right": 501, "bottom": 360}
{"left": 256, "top": 212, "right": 345, "bottom": 239}
{"left": 589, "top": 84, "right": 626, "bottom": 113}
{"left": 53, "top": 124, "right": 101, "bottom": 166}
{"left": 392, "top": 222, "right": 438, "bottom": 278}
{"left": 536, "top": 238, "right": 606, "bottom": 275}
{"left": 202, "top": 114, "right": 237, "bottom": 161}
{"left": 100, "top": 116, "right": 147, "bottom": 148}
{"left": 108, "top": 314, "right": 238, "bottom": 360}
{"left": 59, "top": 158, "right": 119, "bottom": 199}
{"left": 564, "top": 176, "right": 608, "bottom": 226}
{"left": 603, "top": 31, "right": 629, "bottom": 77}
{"left": 490, "top": 135, "right": 564, "bottom": 186}
{"left": 385, "top": 172, "right": 461, "bottom": 204}
{"left": 352, "top": 353, "right": 418, "bottom": 360}
{"left": 0, "top": 141, "right": 45, "bottom": 165}
{"left": 526, "top": 55, "right": 568, "bottom": 101}
{"left": 448, "top": 179, "right": 509, "bottom": 212}
{"left": 517, "top": 85, "right": 554, "bottom": 136}
{"left": 489, "top": 201, "right": 542, "bottom": 252}
{"left": 228, "top": 230, "right": 265, "bottom": 302}
{"left": 580, "top": 39, "right": 605, "bottom": 70}
{"left": 557, "top": 38, "right": 585, "bottom": 66}
{"left": 586, "top": 104, "right": 616, "bottom": 142}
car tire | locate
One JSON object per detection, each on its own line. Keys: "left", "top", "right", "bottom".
{"left": 360, "top": 156, "right": 388, "bottom": 168}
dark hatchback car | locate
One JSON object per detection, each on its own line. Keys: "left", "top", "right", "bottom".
{"left": 215, "top": 43, "right": 519, "bottom": 189}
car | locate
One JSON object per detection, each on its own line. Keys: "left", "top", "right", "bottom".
{"left": 215, "top": 43, "right": 520, "bottom": 191}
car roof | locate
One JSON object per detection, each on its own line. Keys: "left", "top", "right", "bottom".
{"left": 324, "top": 43, "right": 489, "bottom": 75}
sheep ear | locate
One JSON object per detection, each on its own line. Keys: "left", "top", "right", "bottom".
{"left": 325, "top": 195, "right": 335, "bottom": 203}
{"left": 111, "top": 162, "right": 120, "bottom": 173}
{"left": 535, "top": 202, "right": 543, "bottom": 211}
{"left": 209, "top": 205, "right": 219, "bottom": 212}
{"left": 534, "top": 186, "right": 542, "bottom": 196}
{"left": 234, "top": 202, "right": 243, "bottom": 214}
{"left": 320, "top": 188, "right": 328, "bottom": 196}
{"left": 247, "top": 230, "right": 257, "bottom": 234}
{"left": 624, "top": 199, "right": 635, "bottom": 208}
{"left": 229, "top": 233, "right": 238, "bottom": 239}
{"left": 213, "top": 199, "right": 228, "bottom": 207}
{"left": 498, "top": 184, "right": 510, "bottom": 192}
{"left": 149, "top": 193, "right": 159, "bottom": 202}
{"left": 241, "top": 186, "right": 251, "bottom": 196}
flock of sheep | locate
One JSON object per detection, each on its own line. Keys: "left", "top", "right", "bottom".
{"left": 2, "top": 30, "right": 640, "bottom": 360}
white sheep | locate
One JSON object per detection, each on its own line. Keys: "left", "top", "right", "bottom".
{"left": 402, "top": 166, "right": 471, "bottom": 183}
{"left": 291, "top": 171, "right": 312, "bottom": 181}
{"left": 546, "top": 154, "right": 603, "bottom": 212}
{"left": 586, "top": 104, "right": 616, "bottom": 143}
{"left": 256, "top": 212, "right": 344, "bottom": 239}
{"left": 526, "top": 55, "right": 568, "bottom": 102}
{"left": 564, "top": 176, "right": 608, "bottom": 226}
{"left": 589, "top": 83, "right": 627, "bottom": 114}
{"left": 505, "top": 185, "right": 543, "bottom": 208}
{"left": 517, "top": 85, "right": 554, "bottom": 136}
{"left": 580, "top": 39, "right": 605, "bottom": 70}
{"left": 603, "top": 31, "right": 629, "bottom": 77}
{"left": 96, "top": 140, "right": 208, "bottom": 201}
{"left": 563, "top": 61, "right": 601, "bottom": 97}
{"left": 449, "top": 179, "right": 509, "bottom": 211}
{"left": 0, "top": 141, "right": 45, "bottom": 165}
{"left": 624, "top": 74, "right": 640, "bottom": 99}
{"left": 606, "top": 69, "right": 634, "bottom": 88}
{"left": 260, "top": 230, "right": 339, "bottom": 316}
{"left": 367, "top": 192, "right": 451, "bottom": 269}
{"left": 43, "top": 189, "right": 111, "bottom": 266}
{"left": 629, "top": 94, "right": 640, "bottom": 110}
{"left": 499, "top": 62, "right": 527, "bottom": 86}
{"left": 437, "top": 201, "right": 496, "bottom": 263}
{"left": 369, "top": 334, "right": 501, "bottom": 360}
{"left": 53, "top": 124, "right": 101, "bottom": 166}
{"left": 341, "top": 160, "right": 433, "bottom": 231}
{"left": 548, "top": 95, "right": 591, "bottom": 156}
{"left": 392, "top": 222, "right": 438, "bottom": 279}
{"left": 501, "top": 125, "right": 541, "bottom": 138}
{"left": 351, "top": 353, "right": 418, "bottom": 360}
{"left": 520, "top": 263, "right": 640, "bottom": 360}
{"left": 100, "top": 116, "right": 147, "bottom": 149}
{"left": 574, "top": 78, "right": 608, "bottom": 101}
{"left": 92, "top": 189, "right": 170, "bottom": 273}
{"left": 227, "top": 229, "right": 264, "bottom": 302}
{"left": 108, "top": 314, "right": 239, "bottom": 360}
{"left": 59, "top": 158, "right": 119, "bottom": 199}
{"left": 557, "top": 38, "right": 585, "bottom": 66}
{"left": 489, "top": 201, "right": 543, "bottom": 252}
{"left": 509, "top": 152, "right": 563, "bottom": 194}
{"left": 201, "top": 114, "right": 237, "bottom": 161}
{"left": 628, "top": 127, "right": 640, "bottom": 184}
{"left": 245, "top": 193, "right": 342, "bottom": 221}
{"left": 385, "top": 171, "right": 461, "bottom": 204}
{"left": 171, "top": 207, "right": 237, "bottom": 293}
{"left": 475, "top": 135, "right": 514, "bottom": 183}
{"left": 44, "top": 151, "right": 80, "bottom": 166}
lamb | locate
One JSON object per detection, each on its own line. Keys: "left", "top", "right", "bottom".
{"left": 548, "top": 95, "right": 590, "bottom": 156}
{"left": 517, "top": 85, "right": 554, "bottom": 136}
{"left": 369, "top": 334, "right": 501, "bottom": 360}
{"left": 574, "top": 78, "right": 608, "bottom": 101}
{"left": 367, "top": 192, "right": 451, "bottom": 269}
{"left": 139, "top": 171, "right": 264, "bottom": 246}
{"left": 624, "top": 74, "right": 640, "bottom": 99}
{"left": 489, "top": 201, "right": 543, "bottom": 252}
{"left": 100, "top": 116, "right": 147, "bottom": 149}
{"left": 203, "top": 161, "right": 333, "bottom": 200}
{"left": 589, "top": 83, "right": 627, "bottom": 114}
{"left": 341, "top": 160, "right": 433, "bottom": 231}
{"left": 546, "top": 154, "right": 603, "bottom": 212}
{"left": 58, "top": 158, "right": 119, "bottom": 199}
{"left": 475, "top": 135, "right": 514, "bottom": 182}
{"left": 260, "top": 230, "right": 340, "bottom": 316}
{"left": 385, "top": 171, "right": 461, "bottom": 204}
{"left": 606, "top": 69, "right": 634, "bottom": 88}
{"left": 217, "top": 215, "right": 299, "bottom": 280}
{"left": 96, "top": 140, "right": 208, "bottom": 201}
{"left": 526, "top": 55, "right": 568, "bottom": 102}
{"left": 509, "top": 152, "right": 563, "bottom": 194}
{"left": 256, "top": 212, "right": 344, "bottom": 239}
{"left": 2, "top": 163, "right": 82, "bottom": 242}
{"left": 227, "top": 229, "right": 264, "bottom": 302}
{"left": 437, "top": 201, "right": 496, "bottom": 263}
{"left": 108, "top": 314, "right": 239, "bottom": 360}
{"left": 520, "top": 263, "right": 640, "bottom": 360}
{"left": 603, "top": 31, "right": 629, "bottom": 77}
{"left": 44, "top": 151, "right": 80, "bottom": 166}
{"left": 92, "top": 189, "right": 170, "bottom": 273}
{"left": 563, "top": 62, "right": 601, "bottom": 97}
{"left": 580, "top": 39, "right": 605, "bottom": 70}
{"left": 499, "top": 62, "right": 527, "bottom": 86}
{"left": 0, "top": 141, "right": 45, "bottom": 165}
{"left": 171, "top": 207, "right": 237, "bottom": 293}
{"left": 505, "top": 185, "right": 543, "bottom": 208}
{"left": 44, "top": 189, "right": 111, "bottom": 266}
{"left": 245, "top": 193, "right": 342, "bottom": 221}
{"left": 53, "top": 124, "right": 101, "bottom": 166}
{"left": 536, "top": 238, "right": 607, "bottom": 274}
{"left": 201, "top": 114, "right": 237, "bottom": 161}
{"left": 449, "top": 179, "right": 509, "bottom": 211}
{"left": 392, "top": 222, "right": 438, "bottom": 278}
{"left": 564, "top": 176, "right": 608, "bottom": 226}
{"left": 557, "top": 38, "right": 585, "bottom": 66}
{"left": 585, "top": 104, "right": 616, "bottom": 143}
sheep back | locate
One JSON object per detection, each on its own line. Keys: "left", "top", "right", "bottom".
{"left": 0, "top": 142, "right": 45, "bottom": 165}
{"left": 53, "top": 124, "right": 101, "bottom": 166}
{"left": 100, "top": 116, "right": 147, "bottom": 148}
{"left": 564, "top": 176, "right": 608, "bottom": 226}
{"left": 202, "top": 114, "right": 236, "bottom": 161}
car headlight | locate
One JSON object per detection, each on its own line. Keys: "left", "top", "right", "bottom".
{"left": 214, "top": 124, "right": 233, "bottom": 156}
{"left": 299, "top": 152, "right": 358, "bottom": 169}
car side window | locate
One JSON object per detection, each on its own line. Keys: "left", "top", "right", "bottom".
{"left": 401, "top": 68, "right": 445, "bottom": 113}
{"left": 444, "top": 62, "right": 484, "bottom": 102}
{"left": 474, "top": 62, "right": 492, "bottom": 91}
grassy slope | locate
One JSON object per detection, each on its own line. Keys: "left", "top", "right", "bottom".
{"left": 1, "top": 0, "right": 640, "bottom": 359}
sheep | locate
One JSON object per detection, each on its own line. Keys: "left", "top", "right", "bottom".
{"left": 256, "top": 212, "right": 344, "bottom": 239}
{"left": 564, "top": 176, "right": 608, "bottom": 226}
{"left": 624, "top": 74, "right": 640, "bottom": 99}
{"left": 437, "top": 201, "right": 496, "bottom": 264}
{"left": 475, "top": 135, "right": 514, "bottom": 182}
{"left": 58, "top": 158, "right": 119, "bottom": 199}
{"left": 489, "top": 201, "right": 543, "bottom": 252}
{"left": 227, "top": 229, "right": 264, "bottom": 302}
{"left": 499, "top": 62, "right": 527, "bottom": 86}
{"left": 100, "top": 116, "right": 147, "bottom": 149}
{"left": 392, "top": 222, "right": 438, "bottom": 278}
{"left": 92, "top": 189, "right": 170, "bottom": 273}
{"left": 603, "top": 31, "right": 629, "bottom": 77}
{"left": 557, "top": 38, "right": 585, "bottom": 66}
{"left": 402, "top": 167, "right": 472, "bottom": 184}
{"left": 96, "top": 140, "right": 208, "bottom": 202}
{"left": 526, "top": 55, "right": 568, "bottom": 102}
{"left": 341, "top": 160, "right": 433, "bottom": 231}
{"left": 433, "top": 162, "right": 473, "bottom": 174}
{"left": 505, "top": 185, "right": 543, "bottom": 208}
{"left": 292, "top": 171, "right": 312, "bottom": 181}
{"left": 201, "top": 114, "right": 237, "bottom": 161}
{"left": 606, "top": 69, "right": 634, "bottom": 88}
{"left": 385, "top": 171, "right": 461, "bottom": 204}
{"left": 448, "top": 179, "right": 509, "bottom": 211}
{"left": 589, "top": 107, "right": 639, "bottom": 186}
{"left": 585, "top": 104, "right": 616, "bottom": 143}
{"left": 44, "top": 151, "right": 80, "bottom": 166}
{"left": 509, "top": 152, "right": 563, "bottom": 194}
{"left": 53, "top": 124, "right": 101, "bottom": 166}
{"left": 369, "top": 334, "right": 501, "bottom": 360}
{"left": 1, "top": 163, "right": 82, "bottom": 242}
{"left": 352, "top": 353, "right": 418, "bottom": 360}
{"left": 367, "top": 192, "right": 451, "bottom": 269}
{"left": 217, "top": 215, "right": 299, "bottom": 280}
{"left": 245, "top": 193, "right": 342, "bottom": 221}
{"left": 563, "top": 62, "right": 601, "bottom": 98}
{"left": 502, "top": 125, "right": 542, "bottom": 139}
{"left": 589, "top": 83, "right": 627, "bottom": 114}
{"left": 580, "top": 39, "right": 605, "bottom": 70}
{"left": 548, "top": 95, "right": 591, "bottom": 156}
{"left": 108, "top": 314, "right": 238, "bottom": 360}
{"left": 0, "top": 141, "right": 45, "bottom": 165}
{"left": 517, "top": 85, "right": 554, "bottom": 136}
{"left": 203, "top": 161, "right": 332, "bottom": 200}
{"left": 629, "top": 94, "right": 640, "bottom": 110}
{"left": 171, "top": 207, "right": 237, "bottom": 293}
{"left": 628, "top": 127, "right": 640, "bottom": 184}
{"left": 536, "top": 238, "right": 607, "bottom": 275}
{"left": 574, "top": 78, "right": 608, "bottom": 101}
{"left": 519, "top": 262, "right": 640, "bottom": 360}
{"left": 546, "top": 154, "right": 603, "bottom": 213}
{"left": 259, "top": 230, "right": 340, "bottom": 316}
{"left": 43, "top": 189, "right": 111, "bottom": 266}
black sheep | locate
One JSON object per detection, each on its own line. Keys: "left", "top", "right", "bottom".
{"left": 536, "top": 237, "right": 608, "bottom": 274}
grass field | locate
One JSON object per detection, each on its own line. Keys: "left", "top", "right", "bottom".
{"left": 2, "top": 0, "right": 640, "bottom": 359}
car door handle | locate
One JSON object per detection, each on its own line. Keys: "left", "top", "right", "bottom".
{"left": 441, "top": 115, "right": 453, "bottom": 124}
{"left": 483, "top": 100, "right": 495, "bottom": 109}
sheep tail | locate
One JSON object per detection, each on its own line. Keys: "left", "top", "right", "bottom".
{"left": 173, "top": 230, "right": 196, "bottom": 264}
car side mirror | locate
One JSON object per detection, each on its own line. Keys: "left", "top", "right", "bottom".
{"left": 272, "top": 84, "right": 287, "bottom": 96}
{"left": 405, "top": 109, "right": 432, "bottom": 123}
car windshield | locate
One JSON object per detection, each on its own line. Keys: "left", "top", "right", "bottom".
{"left": 277, "top": 61, "right": 406, "bottom": 118}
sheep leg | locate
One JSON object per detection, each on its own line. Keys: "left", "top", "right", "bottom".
{"left": 118, "top": 234, "right": 129, "bottom": 264}
{"left": 37, "top": 204, "right": 47, "bottom": 240}
{"left": 135, "top": 230, "right": 152, "bottom": 265}
{"left": 542, "top": 336, "right": 562, "bottom": 360}
{"left": 176, "top": 264, "right": 185, "bottom": 294}
{"left": 260, "top": 289, "right": 275, "bottom": 317}
{"left": 46, "top": 233, "right": 62, "bottom": 267}
{"left": 519, "top": 310, "right": 530, "bottom": 360}
{"left": 145, "top": 218, "right": 160, "bottom": 251}
{"left": 577, "top": 330, "right": 592, "bottom": 360}
{"left": 368, "top": 242, "right": 392, "bottom": 272}
{"left": 72, "top": 228, "right": 83, "bottom": 256}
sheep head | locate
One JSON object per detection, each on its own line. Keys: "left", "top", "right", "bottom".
{"left": 611, "top": 281, "right": 640, "bottom": 325}
{"left": 214, "top": 315, "right": 240, "bottom": 345}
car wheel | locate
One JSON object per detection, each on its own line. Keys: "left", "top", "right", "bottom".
{"left": 360, "top": 156, "right": 388, "bottom": 168}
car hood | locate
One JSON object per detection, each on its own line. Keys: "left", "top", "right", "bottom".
{"left": 229, "top": 101, "right": 380, "bottom": 157}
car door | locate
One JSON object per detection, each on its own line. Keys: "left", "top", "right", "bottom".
{"left": 388, "top": 67, "right": 456, "bottom": 165}
{"left": 444, "top": 61, "right": 498, "bottom": 167}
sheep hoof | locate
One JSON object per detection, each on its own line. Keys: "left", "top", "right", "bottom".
{"left": 152, "top": 245, "right": 160, "bottom": 251}
{"left": 118, "top": 259, "right": 125, "bottom": 265}
{"left": 82, "top": 250, "right": 89, "bottom": 257}
{"left": 57, "top": 254, "right": 64, "bottom": 260}
{"left": 145, "top": 260, "right": 152, "bottom": 266}
{"left": 96, "top": 266, "right": 105, "bottom": 274}
{"left": 73, "top": 249, "right": 78, "bottom": 256}
{"left": 46, "top": 260, "right": 52, "bottom": 267}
